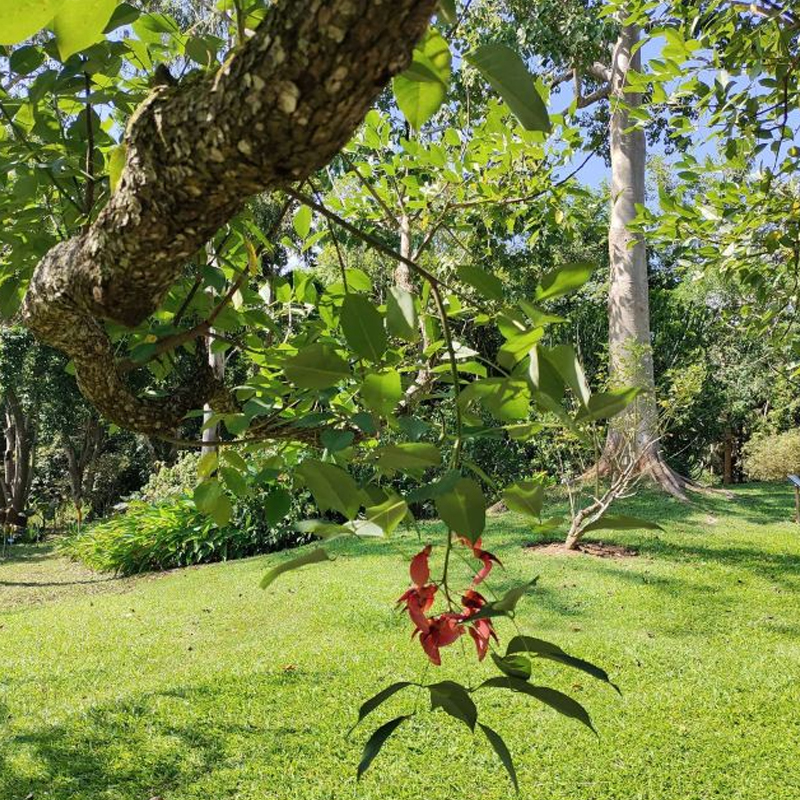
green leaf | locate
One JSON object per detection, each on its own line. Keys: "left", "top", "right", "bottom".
{"left": 542, "top": 344, "right": 591, "bottom": 407}
{"left": 361, "top": 369, "right": 402, "bottom": 416}
{"left": 438, "top": 0, "right": 457, "bottom": 24}
{"left": 196, "top": 451, "right": 218, "bottom": 479}
{"left": 459, "top": 378, "right": 530, "bottom": 422}
{"left": 580, "top": 513, "right": 662, "bottom": 535}
{"left": 193, "top": 479, "right": 231, "bottom": 527}
{"left": 375, "top": 442, "right": 441, "bottom": 471}
{"left": 479, "top": 676, "right": 595, "bottom": 732}
{"left": 221, "top": 450, "right": 248, "bottom": 471}
{"left": 365, "top": 494, "right": 409, "bottom": 535}
{"left": 491, "top": 652, "right": 532, "bottom": 680}
{"left": 259, "top": 547, "right": 331, "bottom": 590}
{"left": 502, "top": 479, "right": 544, "bottom": 518}
{"left": 466, "top": 578, "right": 538, "bottom": 620}
{"left": 284, "top": 343, "right": 350, "bottom": 389}
{"left": 393, "top": 29, "right": 451, "bottom": 129}
{"left": 386, "top": 286, "right": 419, "bottom": 341}
{"left": 479, "top": 723, "right": 519, "bottom": 793}
{"left": 264, "top": 487, "right": 292, "bottom": 526}
{"left": 184, "top": 34, "right": 217, "bottom": 67}
{"left": 434, "top": 477, "right": 485, "bottom": 543}
{"left": 357, "top": 715, "right": 411, "bottom": 780}
{"left": 505, "top": 636, "right": 619, "bottom": 691}
{"left": 9, "top": 45, "right": 45, "bottom": 75}
{"left": 53, "top": 0, "right": 116, "bottom": 59}
{"left": 576, "top": 387, "right": 640, "bottom": 422}
{"left": 220, "top": 466, "right": 249, "bottom": 498}
{"left": 320, "top": 428, "right": 354, "bottom": 452}
{"left": 497, "top": 328, "right": 543, "bottom": 369}
{"left": 0, "top": 0, "right": 64, "bottom": 46}
{"left": 457, "top": 264, "right": 503, "bottom": 301}
{"left": 0, "top": 275, "right": 23, "bottom": 320}
{"left": 406, "top": 469, "right": 461, "bottom": 503}
{"left": 528, "top": 346, "right": 565, "bottom": 403}
{"left": 293, "top": 204, "right": 312, "bottom": 238}
{"left": 428, "top": 680, "right": 477, "bottom": 731}
{"left": 104, "top": 2, "right": 139, "bottom": 31}
{"left": 297, "top": 459, "right": 362, "bottom": 520}
{"left": 535, "top": 262, "right": 593, "bottom": 302}
{"left": 350, "top": 682, "right": 414, "bottom": 733}
{"left": 465, "top": 43, "right": 550, "bottom": 132}
{"left": 295, "top": 519, "right": 349, "bottom": 540}
{"left": 340, "top": 294, "right": 387, "bottom": 363}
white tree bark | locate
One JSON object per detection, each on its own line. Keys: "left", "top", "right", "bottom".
{"left": 605, "top": 22, "right": 659, "bottom": 461}
{"left": 201, "top": 337, "right": 226, "bottom": 455}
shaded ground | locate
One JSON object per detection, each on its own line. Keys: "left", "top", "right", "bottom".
{"left": 527, "top": 540, "right": 639, "bottom": 558}
{"left": 1, "top": 483, "right": 798, "bottom": 800}
{"left": 0, "top": 542, "right": 164, "bottom": 611}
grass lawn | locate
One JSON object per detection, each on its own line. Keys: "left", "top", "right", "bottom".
{"left": 1, "top": 483, "right": 799, "bottom": 799}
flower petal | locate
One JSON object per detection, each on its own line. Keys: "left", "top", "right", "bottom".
{"left": 410, "top": 544, "right": 432, "bottom": 586}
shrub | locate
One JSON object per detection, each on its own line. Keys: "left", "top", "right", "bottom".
{"left": 62, "top": 496, "right": 311, "bottom": 575}
{"left": 135, "top": 452, "right": 201, "bottom": 502}
{"left": 743, "top": 429, "right": 800, "bottom": 480}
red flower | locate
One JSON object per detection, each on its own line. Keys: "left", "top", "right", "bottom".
{"left": 410, "top": 544, "right": 432, "bottom": 586}
{"left": 460, "top": 589, "right": 498, "bottom": 661}
{"left": 415, "top": 612, "right": 464, "bottom": 666}
{"left": 399, "top": 545, "right": 500, "bottom": 665}
{"left": 459, "top": 537, "right": 502, "bottom": 586}
{"left": 398, "top": 583, "right": 436, "bottom": 632}
{"left": 398, "top": 545, "right": 437, "bottom": 633}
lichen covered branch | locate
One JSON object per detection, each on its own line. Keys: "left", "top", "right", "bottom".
{"left": 21, "top": 0, "right": 437, "bottom": 438}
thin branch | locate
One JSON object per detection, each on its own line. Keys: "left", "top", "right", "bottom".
{"left": 311, "top": 180, "right": 349, "bottom": 291}
{"left": 449, "top": 149, "right": 596, "bottom": 210}
{"left": 284, "top": 187, "right": 449, "bottom": 292}
{"left": 576, "top": 83, "right": 610, "bottom": 108}
{"left": 82, "top": 70, "right": 97, "bottom": 230}
{"left": 341, "top": 153, "right": 400, "bottom": 229}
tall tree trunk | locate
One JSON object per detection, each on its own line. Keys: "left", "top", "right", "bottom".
{"left": 1, "top": 391, "right": 35, "bottom": 530}
{"left": 202, "top": 337, "right": 226, "bottom": 455}
{"left": 396, "top": 212, "right": 434, "bottom": 409}
{"left": 601, "top": 21, "right": 689, "bottom": 500}
{"left": 722, "top": 425, "right": 734, "bottom": 485}
{"left": 62, "top": 416, "right": 104, "bottom": 525}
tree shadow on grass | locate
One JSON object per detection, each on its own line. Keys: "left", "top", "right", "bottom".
{"left": 0, "top": 577, "right": 114, "bottom": 588}
{"left": 618, "top": 482, "right": 796, "bottom": 528}
{"left": 635, "top": 538, "right": 800, "bottom": 589}
{"left": 0, "top": 543, "right": 59, "bottom": 564}
{"left": 0, "top": 676, "right": 306, "bottom": 800}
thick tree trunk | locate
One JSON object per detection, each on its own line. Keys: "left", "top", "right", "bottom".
{"left": 21, "top": 0, "right": 438, "bottom": 440}
{"left": 600, "top": 21, "right": 691, "bottom": 500}
{"left": 1, "top": 391, "right": 35, "bottom": 530}
{"left": 63, "top": 416, "right": 104, "bottom": 524}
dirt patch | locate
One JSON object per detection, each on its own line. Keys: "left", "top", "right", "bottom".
{"left": 525, "top": 541, "right": 638, "bottom": 559}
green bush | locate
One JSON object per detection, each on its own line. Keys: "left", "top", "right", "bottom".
{"left": 743, "top": 429, "right": 800, "bottom": 480}
{"left": 62, "top": 497, "right": 311, "bottom": 575}
{"left": 136, "top": 452, "right": 201, "bottom": 502}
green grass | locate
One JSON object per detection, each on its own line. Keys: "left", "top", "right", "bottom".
{"left": 1, "top": 483, "right": 799, "bottom": 799}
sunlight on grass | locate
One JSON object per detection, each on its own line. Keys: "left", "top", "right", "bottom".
{"left": 1, "top": 484, "right": 799, "bottom": 799}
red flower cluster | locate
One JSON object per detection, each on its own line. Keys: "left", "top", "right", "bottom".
{"left": 397, "top": 541, "right": 501, "bottom": 665}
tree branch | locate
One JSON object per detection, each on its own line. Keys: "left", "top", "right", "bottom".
{"left": 21, "top": 0, "right": 438, "bottom": 439}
